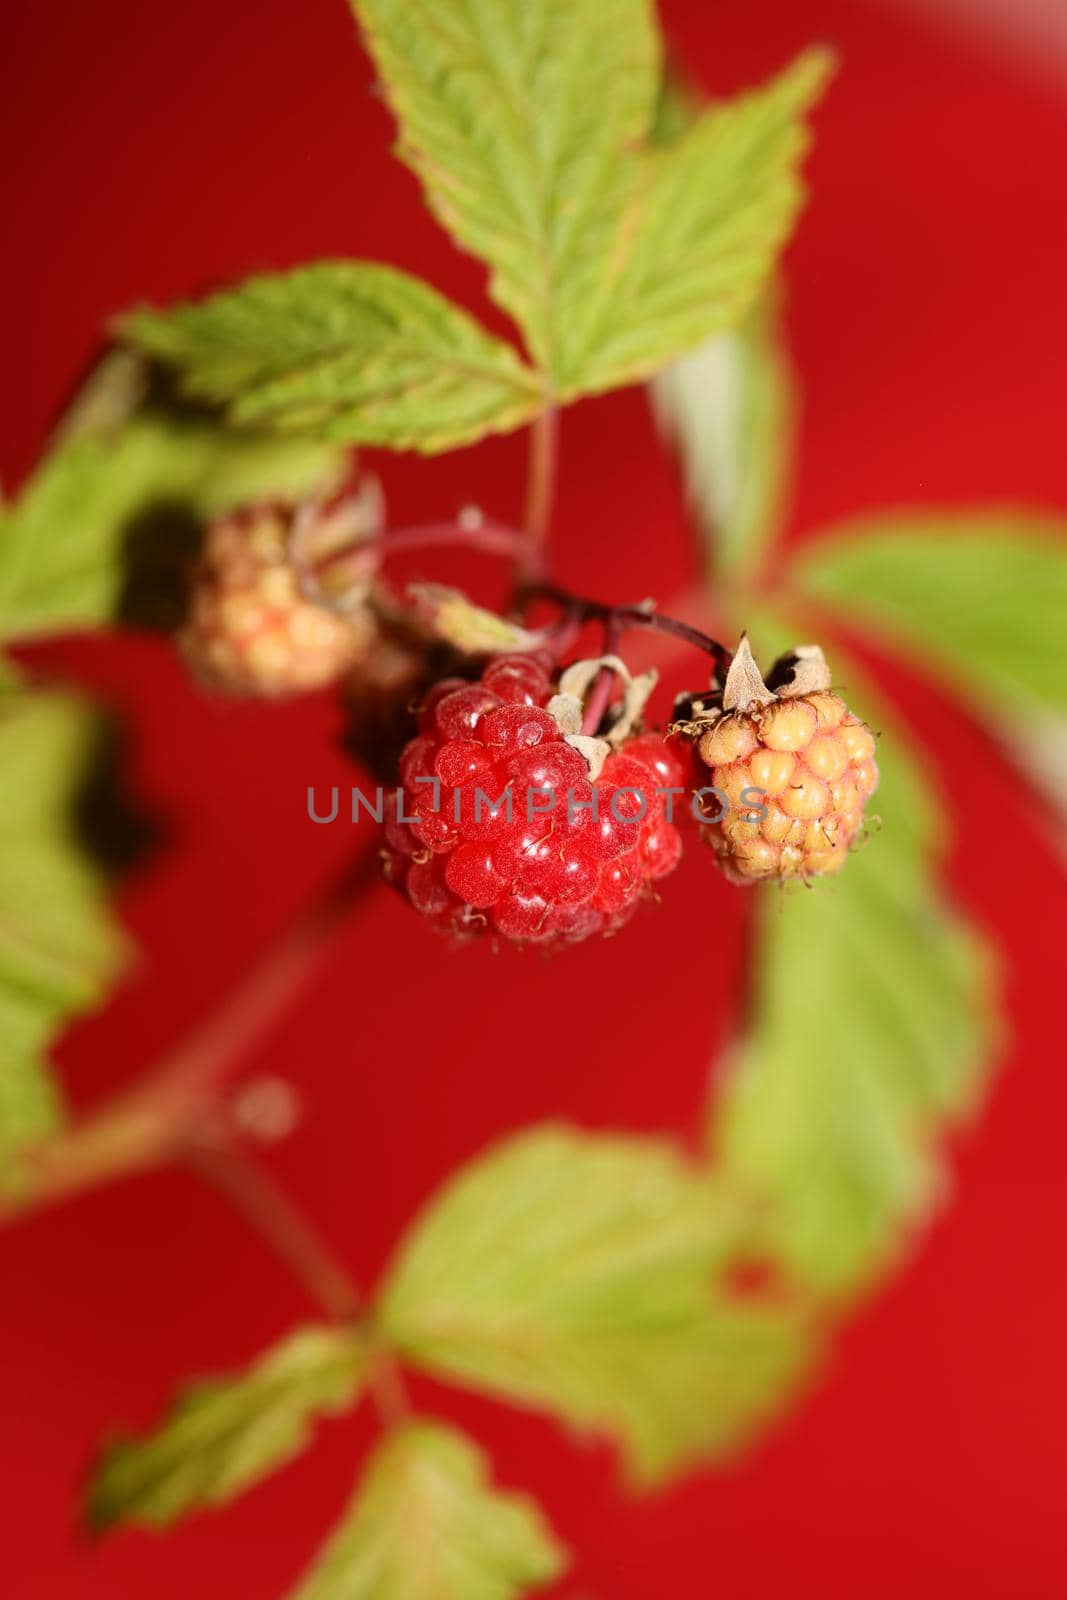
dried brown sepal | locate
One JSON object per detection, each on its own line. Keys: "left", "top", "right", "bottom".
{"left": 721, "top": 634, "right": 776, "bottom": 713}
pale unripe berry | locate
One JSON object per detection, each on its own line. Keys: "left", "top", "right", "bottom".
{"left": 676, "top": 639, "right": 879, "bottom": 883}
{"left": 698, "top": 716, "right": 758, "bottom": 765}
{"left": 760, "top": 700, "right": 819, "bottom": 752}
{"left": 181, "top": 504, "right": 375, "bottom": 697}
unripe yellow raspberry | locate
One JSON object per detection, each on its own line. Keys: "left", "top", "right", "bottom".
{"left": 678, "top": 638, "right": 879, "bottom": 883}
{"left": 181, "top": 500, "right": 377, "bottom": 697}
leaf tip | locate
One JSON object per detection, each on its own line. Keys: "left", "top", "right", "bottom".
{"left": 789, "top": 42, "right": 839, "bottom": 107}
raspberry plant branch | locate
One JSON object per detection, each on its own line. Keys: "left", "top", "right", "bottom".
{"left": 295, "top": 513, "right": 537, "bottom": 617}
{"left": 182, "top": 1134, "right": 362, "bottom": 1323}
{"left": 179, "top": 1133, "right": 413, "bottom": 1423}
{"left": 581, "top": 615, "right": 624, "bottom": 737}
{"left": 525, "top": 582, "right": 734, "bottom": 680}
{"left": 521, "top": 406, "right": 559, "bottom": 573}
{"left": 293, "top": 412, "right": 561, "bottom": 615}
{"left": 0, "top": 855, "right": 380, "bottom": 1224}
{"left": 380, "top": 515, "right": 531, "bottom": 566}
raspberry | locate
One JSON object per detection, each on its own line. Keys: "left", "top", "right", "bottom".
{"left": 679, "top": 638, "right": 878, "bottom": 883}
{"left": 382, "top": 654, "right": 685, "bottom": 946}
{"left": 181, "top": 503, "right": 374, "bottom": 696}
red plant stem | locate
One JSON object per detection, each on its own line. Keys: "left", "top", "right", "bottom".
{"left": 3, "top": 853, "right": 413, "bottom": 1414}
{"left": 183, "top": 1136, "right": 413, "bottom": 1421}
{"left": 581, "top": 616, "right": 623, "bottom": 737}
{"left": 3, "top": 856, "right": 379, "bottom": 1223}
{"left": 379, "top": 517, "right": 531, "bottom": 564}
{"left": 183, "top": 1135, "right": 362, "bottom": 1322}
{"left": 296, "top": 517, "right": 531, "bottom": 610}
{"left": 527, "top": 583, "right": 733, "bottom": 680}
{"left": 521, "top": 405, "right": 559, "bottom": 575}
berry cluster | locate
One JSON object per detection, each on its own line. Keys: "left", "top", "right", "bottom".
{"left": 381, "top": 654, "right": 686, "bottom": 946}
{"left": 182, "top": 504, "right": 375, "bottom": 697}
{"left": 175, "top": 496, "right": 879, "bottom": 932}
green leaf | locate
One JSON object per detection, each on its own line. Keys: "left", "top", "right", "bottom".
{"left": 710, "top": 631, "right": 1000, "bottom": 1297}
{"left": 352, "top": 0, "right": 662, "bottom": 378}
{"left": 378, "top": 1124, "right": 814, "bottom": 1486}
{"left": 123, "top": 264, "right": 542, "bottom": 455}
{"left": 406, "top": 584, "right": 540, "bottom": 654}
{"left": 651, "top": 288, "right": 797, "bottom": 581}
{"left": 353, "top": 0, "right": 825, "bottom": 394}
{"left": 0, "top": 399, "right": 346, "bottom": 644}
{"left": 649, "top": 64, "right": 705, "bottom": 146}
{"left": 557, "top": 50, "right": 831, "bottom": 399}
{"left": 88, "top": 1326, "right": 369, "bottom": 1531}
{"left": 290, "top": 1421, "right": 566, "bottom": 1600}
{"left": 791, "top": 511, "right": 1067, "bottom": 717}
{"left": 0, "top": 687, "right": 127, "bottom": 1192}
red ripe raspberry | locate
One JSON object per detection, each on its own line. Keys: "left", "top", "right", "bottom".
{"left": 181, "top": 504, "right": 374, "bottom": 696}
{"left": 381, "top": 654, "right": 686, "bottom": 946}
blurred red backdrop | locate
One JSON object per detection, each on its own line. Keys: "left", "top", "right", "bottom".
{"left": 3, "top": 0, "right": 1067, "bottom": 1594}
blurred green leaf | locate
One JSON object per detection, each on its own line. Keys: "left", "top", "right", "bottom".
{"left": 89, "top": 1326, "right": 368, "bottom": 1531}
{"left": 791, "top": 511, "right": 1067, "bottom": 715}
{"left": 123, "top": 265, "right": 542, "bottom": 455}
{"left": 0, "top": 685, "right": 127, "bottom": 1192}
{"left": 711, "top": 630, "right": 1000, "bottom": 1297}
{"left": 0, "top": 395, "right": 346, "bottom": 643}
{"left": 290, "top": 1421, "right": 566, "bottom": 1600}
{"left": 379, "top": 1124, "right": 814, "bottom": 1486}
{"left": 353, "top": 0, "right": 825, "bottom": 398}
{"left": 651, "top": 290, "right": 797, "bottom": 580}
{"left": 351, "top": 0, "right": 661, "bottom": 378}
{"left": 649, "top": 63, "right": 705, "bottom": 145}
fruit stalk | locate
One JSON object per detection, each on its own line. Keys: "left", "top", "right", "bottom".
{"left": 521, "top": 403, "right": 559, "bottom": 571}
{"left": 525, "top": 583, "right": 733, "bottom": 679}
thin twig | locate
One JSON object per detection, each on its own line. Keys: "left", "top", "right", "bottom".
{"left": 521, "top": 405, "right": 559, "bottom": 577}
{"left": 182, "top": 1135, "right": 412, "bottom": 1422}
{"left": 379, "top": 516, "right": 530, "bottom": 564}
{"left": 525, "top": 583, "right": 733, "bottom": 680}
{"left": 294, "top": 515, "right": 532, "bottom": 614}
{"left": 581, "top": 615, "right": 623, "bottom": 737}
{"left": 3, "top": 856, "right": 379, "bottom": 1224}
{"left": 183, "top": 1135, "right": 361, "bottom": 1322}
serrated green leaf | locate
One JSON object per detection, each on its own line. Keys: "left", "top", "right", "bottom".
{"left": 710, "top": 633, "right": 1000, "bottom": 1297}
{"left": 123, "top": 264, "right": 542, "bottom": 455}
{"left": 290, "top": 1421, "right": 566, "bottom": 1600}
{"left": 557, "top": 50, "right": 831, "bottom": 399}
{"left": 88, "top": 1326, "right": 368, "bottom": 1531}
{"left": 0, "top": 401, "right": 345, "bottom": 644}
{"left": 791, "top": 511, "right": 1067, "bottom": 717}
{"left": 0, "top": 688, "right": 127, "bottom": 1192}
{"left": 378, "top": 1124, "right": 814, "bottom": 1486}
{"left": 352, "top": 0, "right": 662, "bottom": 378}
{"left": 353, "top": 1, "right": 824, "bottom": 395}
{"left": 651, "top": 289, "right": 797, "bottom": 581}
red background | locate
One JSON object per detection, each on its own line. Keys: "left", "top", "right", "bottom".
{"left": 3, "top": 0, "right": 1067, "bottom": 1594}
